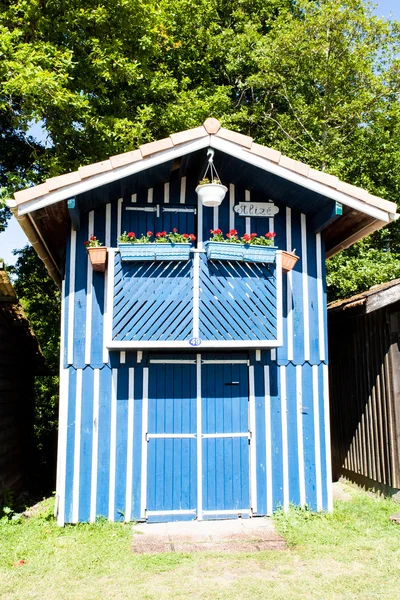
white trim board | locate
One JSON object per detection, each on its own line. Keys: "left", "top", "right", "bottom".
{"left": 16, "top": 135, "right": 392, "bottom": 224}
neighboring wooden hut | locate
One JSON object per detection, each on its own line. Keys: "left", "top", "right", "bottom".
{"left": 8, "top": 118, "right": 398, "bottom": 524}
{"left": 0, "top": 263, "right": 44, "bottom": 502}
{"left": 328, "top": 279, "right": 400, "bottom": 500}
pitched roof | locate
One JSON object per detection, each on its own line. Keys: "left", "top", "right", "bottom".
{"left": 10, "top": 118, "right": 397, "bottom": 216}
{"left": 328, "top": 277, "right": 400, "bottom": 315}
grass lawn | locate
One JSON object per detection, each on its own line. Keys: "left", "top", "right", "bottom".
{"left": 1, "top": 486, "right": 399, "bottom": 599}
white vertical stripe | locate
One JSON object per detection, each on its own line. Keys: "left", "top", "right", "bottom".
{"left": 137, "top": 351, "right": 143, "bottom": 363}
{"left": 117, "top": 197, "right": 123, "bottom": 237}
{"left": 323, "top": 364, "right": 333, "bottom": 511}
{"left": 193, "top": 252, "right": 200, "bottom": 337}
{"left": 103, "top": 204, "right": 111, "bottom": 364}
{"left": 313, "top": 365, "right": 323, "bottom": 511}
{"left": 316, "top": 233, "right": 325, "bottom": 361}
{"left": 108, "top": 369, "right": 118, "bottom": 521}
{"left": 271, "top": 348, "right": 276, "bottom": 361}
{"left": 249, "top": 365, "right": 257, "bottom": 514}
{"left": 120, "top": 351, "right": 126, "bottom": 364}
{"left": 90, "top": 369, "right": 100, "bottom": 522}
{"left": 301, "top": 214, "right": 310, "bottom": 361}
{"left": 103, "top": 248, "right": 115, "bottom": 363}
{"left": 147, "top": 188, "right": 153, "bottom": 203}
{"left": 84, "top": 212, "right": 94, "bottom": 364}
{"left": 140, "top": 368, "right": 149, "bottom": 519}
{"left": 67, "top": 227, "right": 76, "bottom": 365}
{"left": 131, "top": 193, "right": 137, "bottom": 203}
{"left": 269, "top": 216, "right": 274, "bottom": 233}
{"left": 245, "top": 189, "right": 251, "bottom": 234}
{"left": 264, "top": 365, "right": 273, "bottom": 516}
{"left": 196, "top": 354, "right": 203, "bottom": 520}
{"left": 105, "top": 203, "right": 111, "bottom": 246}
{"left": 164, "top": 182, "right": 170, "bottom": 204}
{"left": 276, "top": 251, "right": 283, "bottom": 346}
{"left": 280, "top": 366, "right": 289, "bottom": 511}
{"left": 296, "top": 365, "right": 306, "bottom": 507}
{"left": 286, "top": 208, "right": 293, "bottom": 361}
{"left": 255, "top": 350, "right": 261, "bottom": 361}
{"left": 197, "top": 201, "right": 203, "bottom": 248}
{"left": 229, "top": 184, "right": 235, "bottom": 230}
{"left": 125, "top": 368, "right": 135, "bottom": 522}
{"left": 180, "top": 176, "right": 186, "bottom": 204}
{"left": 56, "top": 366, "right": 69, "bottom": 526}
{"left": 72, "top": 369, "right": 83, "bottom": 523}
{"left": 213, "top": 205, "right": 219, "bottom": 230}
{"left": 56, "top": 279, "right": 68, "bottom": 525}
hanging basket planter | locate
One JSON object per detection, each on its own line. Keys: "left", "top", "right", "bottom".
{"left": 196, "top": 148, "right": 227, "bottom": 207}
{"left": 281, "top": 250, "right": 299, "bottom": 272}
{"left": 86, "top": 246, "right": 108, "bottom": 272}
{"left": 119, "top": 242, "right": 192, "bottom": 262}
{"left": 205, "top": 241, "right": 277, "bottom": 264}
{"left": 196, "top": 183, "right": 228, "bottom": 207}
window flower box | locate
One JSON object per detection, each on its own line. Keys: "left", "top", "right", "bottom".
{"left": 205, "top": 241, "right": 277, "bottom": 264}
{"left": 119, "top": 242, "right": 192, "bottom": 262}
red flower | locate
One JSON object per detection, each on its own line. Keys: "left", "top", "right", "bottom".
{"left": 127, "top": 232, "right": 135, "bottom": 238}
{"left": 210, "top": 229, "right": 214, "bottom": 233}
{"left": 13, "top": 560, "right": 25, "bottom": 567}
{"left": 251, "top": 233, "right": 257, "bottom": 238}
{"left": 242, "top": 233, "right": 251, "bottom": 242}
{"left": 226, "top": 233, "right": 232, "bottom": 239}
{"left": 266, "top": 232, "right": 277, "bottom": 238}
{"left": 147, "top": 231, "right": 153, "bottom": 237}
{"left": 89, "top": 235, "right": 96, "bottom": 241}
{"left": 156, "top": 232, "right": 161, "bottom": 237}
{"left": 212, "top": 228, "right": 222, "bottom": 235}
{"left": 84, "top": 241, "right": 89, "bottom": 246}
{"left": 161, "top": 231, "right": 167, "bottom": 236}
{"left": 173, "top": 228, "right": 177, "bottom": 233}
{"left": 229, "top": 229, "right": 237, "bottom": 235}
{"left": 182, "top": 233, "right": 189, "bottom": 239}
{"left": 189, "top": 234, "right": 196, "bottom": 241}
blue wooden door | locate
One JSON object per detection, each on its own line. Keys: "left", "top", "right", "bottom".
{"left": 201, "top": 362, "right": 251, "bottom": 517}
{"left": 146, "top": 361, "right": 197, "bottom": 521}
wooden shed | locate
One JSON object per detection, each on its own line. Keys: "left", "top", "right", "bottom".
{"left": 328, "top": 279, "right": 400, "bottom": 500}
{"left": 0, "top": 264, "right": 44, "bottom": 501}
{"left": 8, "top": 118, "right": 398, "bottom": 524}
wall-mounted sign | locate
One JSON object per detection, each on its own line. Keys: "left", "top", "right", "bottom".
{"left": 189, "top": 337, "right": 202, "bottom": 347}
{"left": 234, "top": 202, "right": 279, "bottom": 217}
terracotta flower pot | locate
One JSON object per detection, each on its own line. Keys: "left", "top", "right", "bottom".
{"left": 87, "top": 247, "right": 107, "bottom": 272}
{"left": 281, "top": 250, "right": 299, "bottom": 273}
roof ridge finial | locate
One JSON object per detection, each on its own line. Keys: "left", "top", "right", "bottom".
{"left": 203, "top": 118, "right": 221, "bottom": 134}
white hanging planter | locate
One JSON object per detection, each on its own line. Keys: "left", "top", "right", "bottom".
{"left": 196, "top": 183, "right": 228, "bottom": 207}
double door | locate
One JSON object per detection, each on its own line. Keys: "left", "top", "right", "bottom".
{"left": 143, "top": 356, "right": 252, "bottom": 521}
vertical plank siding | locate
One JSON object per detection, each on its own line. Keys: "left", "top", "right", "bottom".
{"left": 57, "top": 178, "right": 332, "bottom": 523}
{"left": 329, "top": 303, "right": 400, "bottom": 493}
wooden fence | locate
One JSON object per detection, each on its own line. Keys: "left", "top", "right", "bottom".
{"left": 328, "top": 280, "right": 400, "bottom": 495}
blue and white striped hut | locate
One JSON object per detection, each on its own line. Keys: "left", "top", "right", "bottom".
{"left": 9, "top": 118, "right": 398, "bottom": 525}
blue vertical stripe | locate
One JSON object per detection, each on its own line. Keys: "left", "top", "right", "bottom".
{"left": 78, "top": 367, "right": 94, "bottom": 521}
{"left": 96, "top": 366, "right": 112, "bottom": 517}
{"left": 302, "top": 363, "right": 317, "bottom": 510}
